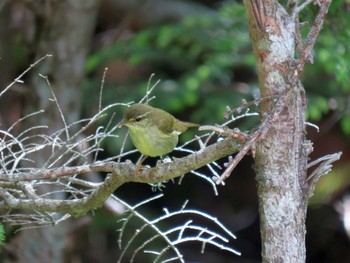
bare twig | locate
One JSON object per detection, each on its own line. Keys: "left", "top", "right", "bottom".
{"left": 224, "top": 94, "right": 277, "bottom": 119}
{"left": 297, "top": 0, "right": 332, "bottom": 73}
{"left": 306, "top": 152, "right": 342, "bottom": 197}
{"left": 306, "top": 152, "right": 342, "bottom": 182}
{"left": 116, "top": 195, "right": 240, "bottom": 262}
{"left": 140, "top": 73, "right": 159, "bottom": 104}
{"left": 199, "top": 125, "right": 248, "bottom": 143}
{"left": 0, "top": 139, "right": 238, "bottom": 183}
{"left": 215, "top": 128, "right": 259, "bottom": 185}
{"left": 0, "top": 54, "right": 52, "bottom": 99}
{"left": 98, "top": 67, "right": 108, "bottom": 113}
{"left": 215, "top": 88, "right": 292, "bottom": 185}
{"left": 296, "top": 0, "right": 320, "bottom": 13}
{"left": 7, "top": 110, "right": 46, "bottom": 133}
{"left": 0, "top": 138, "right": 239, "bottom": 219}
{"left": 40, "top": 74, "right": 70, "bottom": 140}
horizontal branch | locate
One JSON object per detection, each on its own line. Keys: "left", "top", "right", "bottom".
{"left": 127, "top": 138, "right": 240, "bottom": 183}
{"left": 0, "top": 139, "right": 239, "bottom": 183}
{"left": 0, "top": 139, "right": 239, "bottom": 217}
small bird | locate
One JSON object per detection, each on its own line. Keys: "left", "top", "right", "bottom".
{"left": 118, "top": 103, "right": 198, "bottom": 167}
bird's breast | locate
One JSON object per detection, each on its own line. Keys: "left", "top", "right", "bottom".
{"left": 128, "top": 125, "right": 179, "bottom": 157}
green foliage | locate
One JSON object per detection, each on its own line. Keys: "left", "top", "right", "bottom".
{"left": 306, "top": 95, "right": 329, "bottom": 121}
{"left": 340, "top": 115, "right": 350, "bottom": 135}
{"left": 0, "top": 224, "right": 5, "bottom": 247}
{"left": 85, "top": 2, "right": 253, "bottom": 118}
{"left": 84, "top": 2, "right": 257, "bottom": 154}
{"left": 302, "top": 2, "right": 350, "bottom": 134}
{"left": 85, "top": 1, "right": 350, "bottom": 153}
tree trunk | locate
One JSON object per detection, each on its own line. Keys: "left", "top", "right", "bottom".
{"left": 4, "top": 1, "right": 100, "bottom": 262}
{"left": 244, "top": 1, "right": 309, "bottom": 262}
{"left": 26, "top": 0, "right": 100, "bottom": 135}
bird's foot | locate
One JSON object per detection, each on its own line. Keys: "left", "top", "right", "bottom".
{"left": 133, "top": 155, "right": 148, "bottom": 175}
{"left": 133, "top": 163, "right": 143, "bottom": 175}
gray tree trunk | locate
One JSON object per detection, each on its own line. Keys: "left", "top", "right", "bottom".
{"left": 244, "top": 1, "right": 309, "bottom": 262}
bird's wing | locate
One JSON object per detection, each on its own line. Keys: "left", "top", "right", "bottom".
{"left": 174, "top": 120, "right": 199, "bottom": 133}
{"left": 152, "top": 108, "right": 175, "bottom": 135}
{"left": 152, "top": 107, "right": 199, "bottom": 134}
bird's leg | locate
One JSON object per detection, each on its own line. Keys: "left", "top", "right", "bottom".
{"left": 134, "top": 155, "right": 148, "bottom": 174}
{"left": 155, "top": 155, "right": 172, "bottom": 168}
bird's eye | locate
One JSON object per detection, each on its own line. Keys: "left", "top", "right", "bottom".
{"left": 135, "top": 117, "right": 142, "bottom": 122}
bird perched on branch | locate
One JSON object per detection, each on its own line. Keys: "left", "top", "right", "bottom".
{"left": 118, "top": 103, "right": 198, "bottom": 170}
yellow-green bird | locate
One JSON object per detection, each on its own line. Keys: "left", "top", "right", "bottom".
{"left": 118, "top": 103, "right": 198, "bottom": 158}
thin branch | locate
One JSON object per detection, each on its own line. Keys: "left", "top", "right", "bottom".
{"left": 297, "top": 0, "right": 332, "bottom": 72}
{"left": 306, "top": 152, "right": 342, "bottom": 182}
{"left": 98, "top": 67, "right": 108, "bottom": 113}
{"left": 215, "top": 88, "right": 292, "bottom": 184}
{"left": 296, "top": 0, "right": 318, "bottom": 13}
{"left": 0, "top": 138, "right": 238, "bottom": 183}
{"left": 306, "top": 152, "right": 342, "bottom": 198}
{"left": 224, "top": 95, "right": 276, "bottom": 119}
{"left": 116, "top": 194, "right": 183, "bottom": 263}
{"left": 42, "top": 102, "right": 126, "bottom": 168}
{"left": 116, "top": 195, "right": 239, "bottom": 262}
{"left": 0, "top": 54, "right": 52, "bottom": 98}
{"left": 0, "top": 139, "right": 239, "bottom": 218}
{"left": 139, "top": 73, "right": 160, "bottom": 104}
{"left": 7, "top": 110, "right": 45, "bottom": 133}
{"left": 40, "top": 74, "right": 70, "bottom": 140}
{"left": 199, "top": 125, "right": 248, "bottom": 143}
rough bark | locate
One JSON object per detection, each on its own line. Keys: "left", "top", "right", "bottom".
{"left": 244, "top": 1, "right": 309, "bottom": 262}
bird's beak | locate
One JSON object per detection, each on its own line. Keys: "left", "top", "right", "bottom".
{"left": 117, "top": 119, "right": 128, "bottom": 128}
